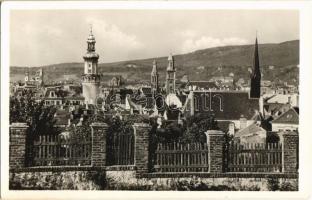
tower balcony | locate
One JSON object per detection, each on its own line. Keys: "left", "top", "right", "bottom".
{"left": 83, "top": 52, "right": 99, "bottom": 60}
{"left": 82, "top": 74, "right": 101, "bottom": 83}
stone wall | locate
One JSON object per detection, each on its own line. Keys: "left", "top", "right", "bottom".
{"left": 9, "top": 170, "right": 106, "bottom": 190}
{"left": 133, "top": 123, "right": 151, "bottom": 177}
{"left": 9, "top": 123, "right": 28, "bottom": 169}
{"left": 10, "top": 169, "right": 298, "bottom": 191}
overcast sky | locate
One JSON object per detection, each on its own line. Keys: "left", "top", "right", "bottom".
{"left": 10, "top": 10, "right": 299, "bottom": 67}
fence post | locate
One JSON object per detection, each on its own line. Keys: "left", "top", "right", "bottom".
{"left": 9, "top": 123, "right": 29, "bottom": 169}
{"left": 133, "top": 123, "right": 151, "bottom": 177}
{"left": 279, "top": 131, "right": 299, "bottom": 173}
{"left": 91, "top": 122, "right": 108, "bottom": 167}
{"left": 205, "top": 130, "right": 225, "bottom": 173}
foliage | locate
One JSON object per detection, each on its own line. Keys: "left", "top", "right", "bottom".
{"left": 267, "top": 177, "right": 280, "bottom": 191}
{"left": 267, "top": 177, "right": 298, "bottom": 191}
{"left": 182, "top": 113, "right": 219, "bottom": 143}
{"left": 280, "top": 181, "right": 298, "bottom": 191}
{"left": 10, "top": 90, "right": 58, "bottom": 136}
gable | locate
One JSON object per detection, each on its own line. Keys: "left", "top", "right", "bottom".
{"left": 272, "top": 108, "right": 299, "bottom": 124}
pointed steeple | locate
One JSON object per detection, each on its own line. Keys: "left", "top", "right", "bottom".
{"left": 166, "top": 53, "right": 176, "bottom": 94}
{"left": 151, "top": 60, "right": 159, "bottom": 95}
{"left": 167, "top": 54, "right": 175, "bottom": 71}
{"left": 250, "top": 36, "right": 261, "bottom": 98}
{"left": 151, "top": 60, "right": 158, "bottom": 75}
{"left": 253, "top": 37, "right": 260, "bottom": 76}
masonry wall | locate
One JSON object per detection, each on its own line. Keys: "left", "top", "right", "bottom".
{"left": 9, "top": 123, "right": 28, "bottom": 169}
{"left": 10, "top": 169, "right": 298, "bottom": 191}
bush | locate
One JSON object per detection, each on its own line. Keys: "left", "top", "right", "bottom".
{"left": 280, "top": 181, "right": 298, "bottom": 191}
{"left": 267, "top": 177, "right": 280, "bottom": 191}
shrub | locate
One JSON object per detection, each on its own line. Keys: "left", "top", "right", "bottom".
{"left": 267, "top": 177, "right": 280, "bottom": 191}
{"left": 280, "top": 181, "right": 298, "bottom": 191}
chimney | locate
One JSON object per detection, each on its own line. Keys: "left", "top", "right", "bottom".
{"left": 239, "top": 116, "right": 247, "bottom": 130}
{"left": 228, "top": 122, "right": 235, "bottom": 135}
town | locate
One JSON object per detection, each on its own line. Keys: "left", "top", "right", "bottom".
{"left": 9, "top": 27, "right": 299, "bottom": 191}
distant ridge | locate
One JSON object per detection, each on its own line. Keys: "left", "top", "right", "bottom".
{"left": 10, "top": 40, "right": 299, "bottom": 85}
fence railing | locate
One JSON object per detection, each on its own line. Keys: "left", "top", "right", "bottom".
{"left": 28, "top": 134, "right": 92, "bottom": 166}
{"left": 227, "top": 142, "right": 283, "bottom": 172}
{"left": 154, "top": 142, "right": 209, "bottom": 172}
{"left": 107, "top": 131, "right": 135, "bottom": 165}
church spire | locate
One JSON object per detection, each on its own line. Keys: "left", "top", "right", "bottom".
{"left": 167, "top": 54, "right": 175, "bottom": 71}
{"left": 151, "top": 60, "right": 158, "bottom": 75}
{"left": 166, "top": 53, "right": 176, "bottom": 94}
{"left": 250, "top": 36, "right": 261, "bottom": 98}
{"left": 151, "top": 60, "right": 159, "bottom": 95}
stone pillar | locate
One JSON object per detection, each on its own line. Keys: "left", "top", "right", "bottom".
{"left": 9, "top": 123, "right": 29, "bottom": 169}
{"left": 279, "top": 131, "right": 299, "bottom": 173}
{"left": 133, "top": 123, "right": 151, "bottom": 177}
{"left": 91, "top": 122, "right": 108, "bottom": 167}
{"left": 205, "top": 130, "right": 225, "bottom": 173}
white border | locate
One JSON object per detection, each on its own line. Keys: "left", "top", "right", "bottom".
{"left": 1, "top": 1, "right": 312, "bottom": 200}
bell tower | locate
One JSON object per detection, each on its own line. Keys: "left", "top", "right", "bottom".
{"left": 166, "top": 54, "right": 176, "bottom": 94}
{"left": 151, "top": 60, "right": 159, "bottom": 96}
{"left": 82, "top": 26, "right": 100, "bottom": 104}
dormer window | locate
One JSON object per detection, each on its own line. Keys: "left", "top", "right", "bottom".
{"left": 50, "top": 91, "right": 55, "bottom": 98}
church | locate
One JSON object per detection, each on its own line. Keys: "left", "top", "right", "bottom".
{"left": 79, "top": 26, "right": 263, "bottom": 131}
{"left": 149, "top": 37, "right": 262, "bottom": 130}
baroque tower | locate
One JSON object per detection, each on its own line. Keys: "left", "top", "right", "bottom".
{"left": 151, "top": 60, "right": 159, "bottom": 95}
{"left": 82, "top": 27, "right": 100, "bottom": 104}
{"left": 250, "top": 37, "right": 261, "bottom": 98}
{"left": 166, "top": 54, "right": 176, "bottom": 94}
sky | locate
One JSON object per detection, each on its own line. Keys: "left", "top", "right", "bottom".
{"left": 10, "top": 10, "right": 299, "bottom": 67}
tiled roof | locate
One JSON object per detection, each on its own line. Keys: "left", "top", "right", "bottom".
{"left": 187, "top": 81, "right": 219, "bottom": 90}
{"left": 184, "top": 91, "right": 259, "bottom": 120}
{"left": 271, "top": 107, "right": 299, "bottom": 124}
{"left": 235, "top": 123, "right": 265, "bottom": 137}
{"left": 263, "top": 103, "right": 291, "bottom": 117}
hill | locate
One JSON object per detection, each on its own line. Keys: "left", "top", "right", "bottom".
{"left": 10, "top": 40, "right": 299, "bottom": 85}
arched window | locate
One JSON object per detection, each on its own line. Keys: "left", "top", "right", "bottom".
{"left": 213, "top": 94, "right": 224, "bottom": 111}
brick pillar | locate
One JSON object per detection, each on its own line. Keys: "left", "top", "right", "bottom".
{"left": 279, "top": 131, "right": 299, "bottom": 173}
{"left": 205, "top": 130, "right": 225, "bottom": 173}
{"left": 133, "top": 123, "right": 151, "bottom": 177}
{"left": 91, "top": 122, "right": 108, "bottom": 167}
{"left": 9, "top": 123, "right": 29, "bottom": 169}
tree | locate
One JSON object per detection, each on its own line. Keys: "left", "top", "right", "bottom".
{"left": 183, "top": 113, "right": 219, "bottom": 143}
{"left": 10, "top": 90, "right": 57, "bottom": 136}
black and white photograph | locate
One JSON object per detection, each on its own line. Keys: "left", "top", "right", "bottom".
{"left": 1, "top": 1, "right": 312, "bottom": 199}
